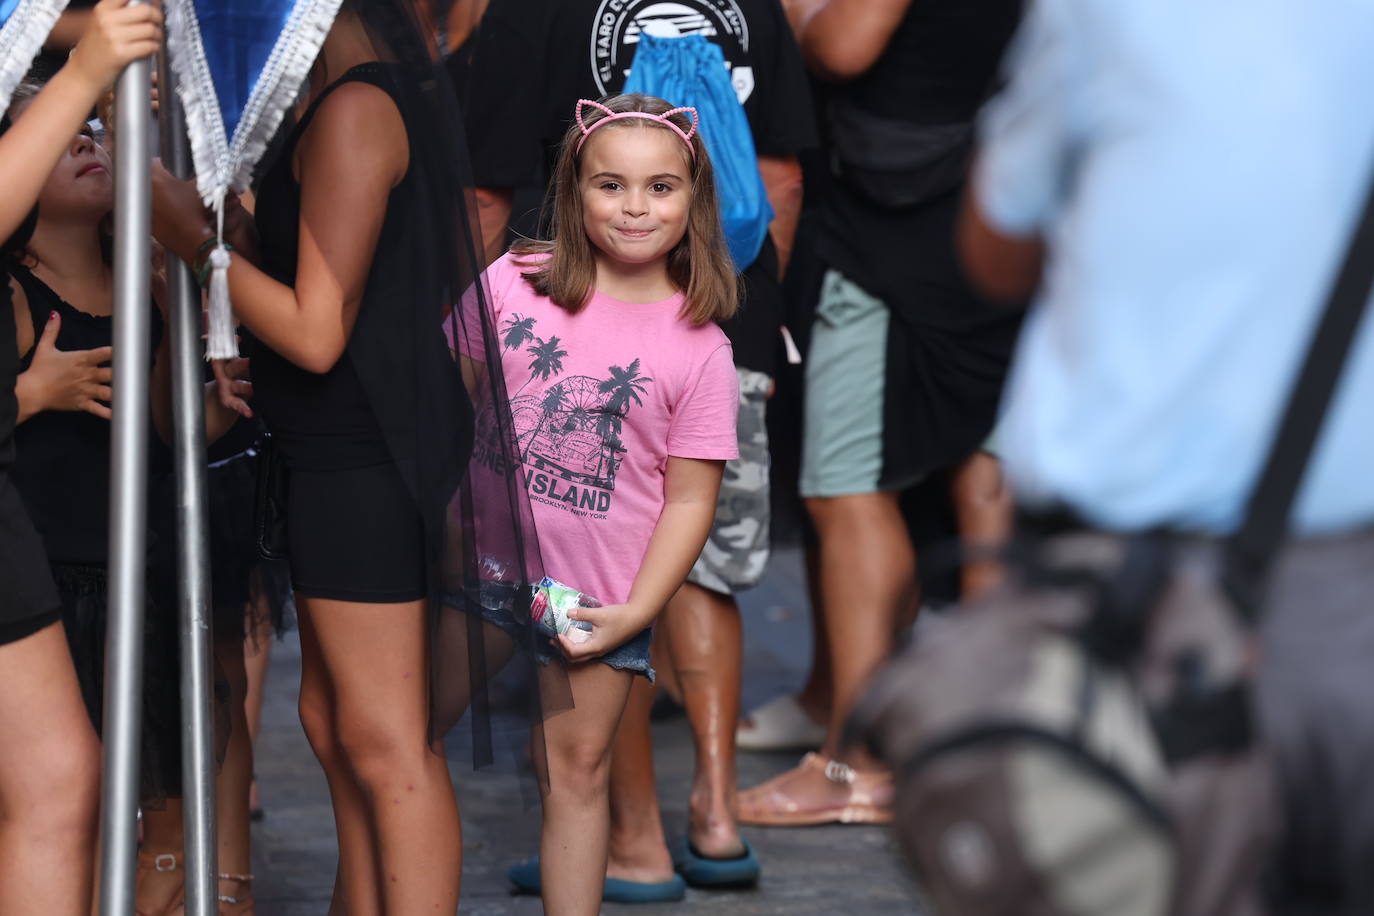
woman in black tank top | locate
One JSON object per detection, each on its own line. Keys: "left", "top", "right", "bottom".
{"left": 0, "top": 6, "right": 165, "bottom": 912}
{"left": 152, "top": 2, "right": 554, "bottom": 909}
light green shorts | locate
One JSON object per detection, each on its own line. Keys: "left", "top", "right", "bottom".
{"left": 800, "top": 270, "right": 920, "bottom": 498}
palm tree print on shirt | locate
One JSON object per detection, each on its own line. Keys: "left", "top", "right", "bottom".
{"left": 511, "top": 354, "right": 655, "bottom": 494}
{"left": 501, "top": 313, "right": 538, "bottom": 351}
{"left": 510, "top": 334, "right": 569, "bottom": 404}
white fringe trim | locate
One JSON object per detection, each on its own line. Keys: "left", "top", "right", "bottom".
{"left": 0, "top": 0, "right": 72, "bottom": 115}
{"left": 223, "top": 0, "right": 342, "bottom": 194}
{"left": 163, "top": 0, "right": 229, "bottom": 203}
{"left": 164, "top": 0, "right": 342, "bottom": 202}
{"left": 164, "top": 0, "right": 342, "bottom": 360}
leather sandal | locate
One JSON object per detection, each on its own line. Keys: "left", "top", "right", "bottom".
{"left": 737, "top": 753, "right": 894, "bottom": 827}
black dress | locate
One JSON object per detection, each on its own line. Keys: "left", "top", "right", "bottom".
{"left": 8, "top": 263, "right": 188, "bottom": 800}
{"left": 0, "top": 272, "right": 62, "bottom": 646}
{"left": 245, "top": 63, "right": 467, "bottom": 603}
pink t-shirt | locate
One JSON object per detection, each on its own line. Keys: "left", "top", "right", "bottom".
{"left": 474, "top": 252, "right": 738, "bottom": 607}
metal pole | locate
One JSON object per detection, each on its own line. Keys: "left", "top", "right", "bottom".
{"left": 99, "top": 36, "right": 153, "bottom": 916}
{"left": 158, "top": 49, "right": 219, "bottom": 916}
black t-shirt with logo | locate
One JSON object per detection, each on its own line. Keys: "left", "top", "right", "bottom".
{"left": 462, "top": 0, "right": 817, "bottom": 376}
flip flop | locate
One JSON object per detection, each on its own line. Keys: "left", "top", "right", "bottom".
{"left": 507, "top": 856, "right": 687, "bottom": 903}
{"left": 736, "top": 694, "right": 827, "bottom": 752}
{"left": 671, "top": 836, "right": 760, "bottom": 888}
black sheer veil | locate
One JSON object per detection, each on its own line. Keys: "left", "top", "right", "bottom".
{"left": 275, "top": 0, "right": 571, "bottom": 784}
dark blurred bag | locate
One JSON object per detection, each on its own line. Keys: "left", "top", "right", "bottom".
{"left": 828, "top": 101, "right": 972, "bottom": 211}
{"left": 252, "top": 431, "right": 290, "bottom": 561}
{"left": 850, "top": 172, "right": 1374, "bottom": 915}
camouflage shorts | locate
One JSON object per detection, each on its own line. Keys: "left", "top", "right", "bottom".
{"left": 687, "top": 368, "right": 771, "bottom": 595}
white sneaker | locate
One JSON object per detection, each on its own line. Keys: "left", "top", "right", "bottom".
{"left": 736, "top": 694, "right": 827, "bottom": 752}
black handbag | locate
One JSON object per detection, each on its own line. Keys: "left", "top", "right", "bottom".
{"left": 252, "top": 431, "right": 290, "bottom": 561}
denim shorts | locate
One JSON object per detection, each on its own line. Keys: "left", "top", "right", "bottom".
{"left": 464, "top": 586, "right": 656, "bottom": 682}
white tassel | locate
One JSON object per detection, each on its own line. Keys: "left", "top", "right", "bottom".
{"left": 205, "top": 243, "right": 238, "bottom": 359}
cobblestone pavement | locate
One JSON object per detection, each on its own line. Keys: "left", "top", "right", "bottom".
{"left": 250, "top": 544, "right": 926, "bottom": 914}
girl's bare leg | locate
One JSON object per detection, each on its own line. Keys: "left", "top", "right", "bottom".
{"left": 298, "top": 595, "right": 461, "bottom": 915}
{"left": 539, "top": 663, "right": 635, "bottom": 915}
{"left": 0, "top": 622, "right": 100, "bottom": 916}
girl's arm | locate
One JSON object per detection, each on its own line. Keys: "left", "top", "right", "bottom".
{"left": 559, "top": 455, "right": 724, "bottom": 661}
{"left": 152, "top": 81, "right": 408, "bottom": 374}
{"left": 0, "top": 0, "right": 162, "bottom": 242}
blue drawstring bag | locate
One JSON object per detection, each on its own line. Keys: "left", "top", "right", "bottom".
{"left": 625, "top": 33, "right": 773, "bottom": 272}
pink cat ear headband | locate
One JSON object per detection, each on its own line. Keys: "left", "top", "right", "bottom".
{"left": 574, "top": 99, "right": 700, "bottom": 159}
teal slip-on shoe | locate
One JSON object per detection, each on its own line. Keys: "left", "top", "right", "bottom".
{"left": 507, "top": 856, "right": 688, "bottom": 903}
{"left": 671, "top": 837, "right": 761, "bottom": 888}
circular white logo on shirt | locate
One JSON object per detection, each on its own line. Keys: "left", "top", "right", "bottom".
{"left": 589, "top": 0, "right": 754, "bottom": 103}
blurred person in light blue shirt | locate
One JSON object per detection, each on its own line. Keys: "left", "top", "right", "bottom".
{"left": 964, "top": 0, "right": 1374, "bottom": 537}
{"left": 962, "top": 1, "right": 1374, "bottom": 912}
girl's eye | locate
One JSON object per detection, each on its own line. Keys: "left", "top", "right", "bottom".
{"left": 600, "top": 182, "right": 622, "bottom": 192}
{"left": 651, "top": 183, "right": 672, "bottom": 193}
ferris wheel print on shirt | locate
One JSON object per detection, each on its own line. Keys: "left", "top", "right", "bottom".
{"left": 500, "top": 313, "right": 654, "bottom": 512}
{"left": 589, "top": 0, "right": 755, "bottom": 104}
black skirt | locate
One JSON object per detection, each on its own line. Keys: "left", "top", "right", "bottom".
{"left": 52, "top": 562, "right": 228, "bottom": 804}
{"left": 207, "top": 448, "right": 294, "bottom": 640}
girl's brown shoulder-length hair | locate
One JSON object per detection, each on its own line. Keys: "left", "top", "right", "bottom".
{"left": 510, "top": 93, "right": 739, "bottom": 326}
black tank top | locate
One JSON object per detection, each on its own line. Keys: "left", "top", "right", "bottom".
{"left": 8, "top": 263, "right": 168, "bottom": 566}
{"left": 245, "top": 64, "right": 413, "bottom": 472}
{"left": 845, "top": 0, "right": 1022, "bottom": 125}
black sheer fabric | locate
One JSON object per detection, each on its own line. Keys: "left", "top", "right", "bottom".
{"left": 250, "top": 0, "right": 569, "bottom": 780}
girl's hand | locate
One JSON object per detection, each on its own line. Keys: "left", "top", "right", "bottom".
{"left": 556, "top": 603, "right": 654, "bottom": 663}
{"left": 151, "top": 159, "right": 213, "bottom": 262}
{"left": 21, "top": 312, "right": 114, "bottom": 419}
{"left": 211, "top": 357, "right": 254, "bottom": 419}
{"left": 67, "top": 0, "right": 164, "bottom": 94}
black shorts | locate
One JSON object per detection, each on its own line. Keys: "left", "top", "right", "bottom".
{"left": 287, "top": 462, "right": 427, "bottom": 604}
{"left": 0, "top": 472, "right": 61, "bottom": 646}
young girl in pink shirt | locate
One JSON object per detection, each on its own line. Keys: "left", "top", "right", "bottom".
{"left": 481, "top": 93, "right": 739, "bottom": 912}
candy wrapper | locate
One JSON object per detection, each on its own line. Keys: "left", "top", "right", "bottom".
{"left": 531, "top": 577, "right": 598, "bottom": 644}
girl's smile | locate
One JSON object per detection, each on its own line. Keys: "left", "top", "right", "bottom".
{"left": 579, "top": 126, "right": 691, "bottom": 270}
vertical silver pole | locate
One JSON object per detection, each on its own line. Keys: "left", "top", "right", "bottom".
{"left": 158, "top": 50, "right": 219, "bottom": 916}
{"left": 99, "top": 37, "right": 153, "bottom": 916}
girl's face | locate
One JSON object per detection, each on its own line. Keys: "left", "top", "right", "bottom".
{"left": 579, "top": 126, "right": 692, "bottom": 269}
{"left": 37, "top": 123, "right": 114, "bottom": 223}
